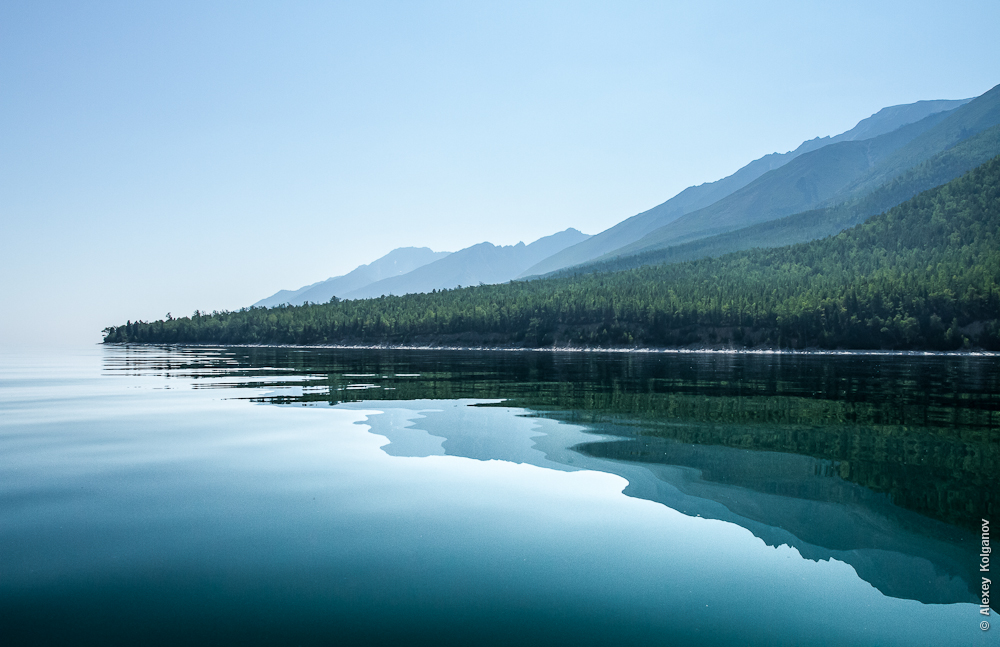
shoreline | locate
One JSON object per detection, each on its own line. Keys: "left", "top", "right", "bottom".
{"left": 101, "top": 342, "right": 1000, "bottom": 357}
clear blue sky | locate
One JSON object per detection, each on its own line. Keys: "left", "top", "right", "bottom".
{"left": 2, "top": 1, "right": 998, "bottom": 345}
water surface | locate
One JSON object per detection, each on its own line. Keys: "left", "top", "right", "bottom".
{"left": 1, "top": 346, "right": 996, "bottom": 646}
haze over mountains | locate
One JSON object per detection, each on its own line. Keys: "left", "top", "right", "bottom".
{"left": 341, "top": 228, "right": 588, "bottom": 300}
{"left": 255, "top": 87, "right": 998, "bottom": 307}
{"left": 517, "top": 97, "right": 970, "bottom": 277}
{"left": 599, "top": 108, "right": 961, "bottom": 258}
{"left": 257, "top": 229, "right": 588, "bottom": 307}
{"left": 254, "top": 247, "right": 450, "bottom": 308}
{"left": 569, "top": 84, "right": 1000, "bottom": 270}
{"left": 117, "top": 150, "right": 1000, "bottom": 350}
{"left": 563, "top": 121, "right": 1000, "bottom": 277}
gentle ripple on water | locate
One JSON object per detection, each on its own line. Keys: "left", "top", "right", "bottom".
{"left": 0, "top": 345, "right": 996, "bottom": 646}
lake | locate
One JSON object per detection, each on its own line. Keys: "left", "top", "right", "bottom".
{"left": 1, "top": 345, "right": 996, "bottom": 646}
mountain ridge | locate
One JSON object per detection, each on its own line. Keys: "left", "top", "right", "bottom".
{"left": 254, "top": 247, "right": 451, "bottom": 308}
{"left": 548, "top": 123, "right": 1000, "bottom": 278}
{"left": 519, "top": 97, "right": 970, "bottom": 277}
{"left": 343, "top": 228, "right": 589, "bottom": 300}
{"left": 595, "top": 108, "right": 962, "bottom": 260}
{"left": 105, "top": 154, "right": 1000, "bottom": 351}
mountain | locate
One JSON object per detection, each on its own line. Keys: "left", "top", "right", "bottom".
{"left": 827, "top": 84, "right": 1000, "bottom": 204}
{"left": 107, "top": 154, "right": 1000, "bottom": 351}
{"left": 520, "top": 97, "right": 970, "bottom": 277}
{"left": 254, "top": 280, "right": 326, "bottom": 309}
{"left": 591, "top": 108, "right": 962, "bottom": 260}
{"left": 341, "top": 228, "right": 589, "bottom": 300}
{"left": 586, "top": 85, "right": 1000, "bottom": 264}
{"left": 555, "top": 123, "right": 1000, "bottom": 276}
{"left": 254, "top": 247, "right": 451, "bottom": 307}
{"left": 831, "top": 98, "right": 971, "bottom": 142}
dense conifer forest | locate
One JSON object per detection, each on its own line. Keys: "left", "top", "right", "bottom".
{"left": 104, "top": 156, "right": 1000, "bottom": 350}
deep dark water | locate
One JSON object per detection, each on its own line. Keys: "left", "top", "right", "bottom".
{"left": 1, "top": 346, "right": 996, "bottom": 646}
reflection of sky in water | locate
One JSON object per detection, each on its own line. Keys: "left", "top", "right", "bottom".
{"left": 0, "top": 346, "right": 991, "bottom": 646}
{"left": 343, "top": 399, "right": 978, "bottom": 606}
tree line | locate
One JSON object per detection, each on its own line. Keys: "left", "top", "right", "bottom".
{"left": 104, "top": 155, "right": 1000, "bottom": 351}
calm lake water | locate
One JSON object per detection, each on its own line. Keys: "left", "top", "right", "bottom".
{"left": 1, "top": 345, "right": 997, "bottom": 646}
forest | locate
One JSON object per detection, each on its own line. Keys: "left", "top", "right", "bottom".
{"left": 103, "top": 155, "right": 1000, "bottom": 351}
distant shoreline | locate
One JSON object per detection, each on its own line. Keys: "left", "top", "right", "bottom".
{"left": 101, "top": 342, "right": 1000, "bottom": 357}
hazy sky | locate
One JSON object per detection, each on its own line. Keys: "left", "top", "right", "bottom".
{"left": 2, "top": 1, "right": 999, "bottom": 345}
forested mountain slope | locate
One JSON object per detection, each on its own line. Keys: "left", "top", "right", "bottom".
{"left": 599, "top": 85, "right": 1000, "bottom": 264}
{"left": 520, "top": 98, "right": 968, "bottom": 277}
{"left": 105, "top": 156, "right": 1000, "bottom": 351}
{"left": 558, "top": 123, "right": 1000, "bottom": 277}
{"left": 599, "top": 109, "right": 962, "bottom": 260}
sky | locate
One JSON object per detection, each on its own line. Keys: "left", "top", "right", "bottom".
{"left": 2, "top": 1, "right": 999, "bottom": 346}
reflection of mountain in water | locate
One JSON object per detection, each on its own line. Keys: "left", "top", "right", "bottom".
{"left": 102, "top": 346, "right": 998, "bottom": 609}
{"left": 340, "top": 400, "right": 977, "bottom": 607}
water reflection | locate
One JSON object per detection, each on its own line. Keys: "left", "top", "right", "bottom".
{"left": 103, "top": 345, "right": 999, "bottom": 608}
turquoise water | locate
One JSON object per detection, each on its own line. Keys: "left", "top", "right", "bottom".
{"left": 0, "top": 345, "right": 996, "bottom": 646}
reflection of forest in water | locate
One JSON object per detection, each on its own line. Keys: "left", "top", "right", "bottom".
{"left": 104, "top": 346, "right": 999, "bottom": 606}
{"left": 108, "top": 346, "right": 996, "bottom": 534}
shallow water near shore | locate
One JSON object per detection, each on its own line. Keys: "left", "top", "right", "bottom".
{"left": 1, "top": 345, "right": 996, "bottom": 646}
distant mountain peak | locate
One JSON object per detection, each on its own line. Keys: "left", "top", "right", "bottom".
{"left": 518, "top": 96, "right": 974, "bottom": 278}
{"left": 341, "top": 228, "right": 590, "bottom": 300}
{"left": 253, "top": 246, "right": 451, "bottom": 308}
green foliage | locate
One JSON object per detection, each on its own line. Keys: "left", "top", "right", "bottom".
{"left": 134, "top": 346, "right": 1000, "bottom": 531}
{"left": 565, "top": 124, "right": 1000, "bottom": 276}
{"left": 104, "top": 156, "right": 1000, "bottom": 350}
{"left": 606, "top": 108, "right": 963, "bottom": 258}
